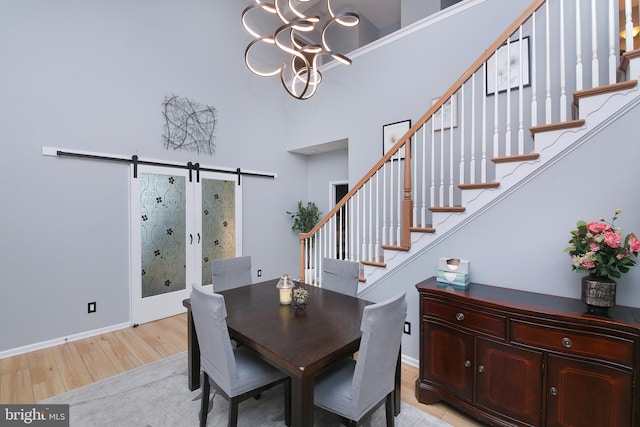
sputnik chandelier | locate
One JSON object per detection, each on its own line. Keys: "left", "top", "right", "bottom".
{"left": 242, "top": 0, "right": 360, "bottom": 100}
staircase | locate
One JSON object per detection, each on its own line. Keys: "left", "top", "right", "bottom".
{"left": 298, "top": 0, "right": 640, "bottom": 289}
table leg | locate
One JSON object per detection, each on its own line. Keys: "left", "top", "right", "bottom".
{"left": 290, "top": 374, "right": 314, "bottom": 427}
{"left": 186, "top": 307, "right": 201, "bottom": 391}
{"left": 394, "top": 349, "right": 401, "bottom": 416}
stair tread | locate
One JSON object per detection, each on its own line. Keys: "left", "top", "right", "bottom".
{"left": 361, "top": 260, "right": 387, "bottom": 268}
{"left": 530, "top": 120, "right": 584, "bottom": 136}
{"left": 573, "top": 80, "right": 638, "bottom": 105}
{"left": 458, "top": 182, "right": 500, "bottom": 190}
{"left": 410, "top": 226, "right": 436, "bottom": 233}
{"left": 492, "top": 153, "right": 540, "bottom": 163}
{"left": 380, "top": 244, "right": 410, "bottom": 252}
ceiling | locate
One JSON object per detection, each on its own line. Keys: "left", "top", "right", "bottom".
{"left": 348, "top": 0, "right": 400, "bottom": 31}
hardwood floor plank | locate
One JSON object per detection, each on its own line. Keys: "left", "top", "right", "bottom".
{"left": 0, "top": 313, "right": 485, "bottom": 426}
{"left": 0, "top": 369, "right": 34, "bottom": 404}
{"left": 111, "top": 327, "right": 163, "bottom": 366}
{"left": 51, "top": 343, "right": 94, "bottom": 392}
{"left": 96, "top": 333, "right": 142, "bottom": 374}
{"left": 32, "top": 376, "right": 66, "bottom": 402}
{"left": 71, "top": 337, "right": 118, "bottom": 382}
{"left": 27, "top": 348, "right": 60, "bottom": 385}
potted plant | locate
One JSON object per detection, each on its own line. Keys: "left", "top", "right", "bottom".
{"left": 287, "top": 201, "right": 321, "bottom": 236}
{"left": 565, "top": 208, "right": 640, "bottom": 315}
{"left": 287, "top": 201, "right": 321, "bottom": 283}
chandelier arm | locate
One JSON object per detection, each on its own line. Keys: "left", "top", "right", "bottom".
{"left": 321, "top": 13, "right": 358, "bottom": 55}
{"left": 280, "top": 66, "right": 312, "bottom": 100}
{"left": 288, "top": 0, "right": 320, "bottom": 22}
{"left": 327, "top": 0, "right": 360, "bottom": 26}
{"left": 251, "top": 0, "right": 276, "bottom": 14}
{"left": 244, "top": 37, "right": 284, "bottom": 77}
{"left": 242, "top": 0, "right": 359, "bottom": 99}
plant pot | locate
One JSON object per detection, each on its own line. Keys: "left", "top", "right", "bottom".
{"left": 581, "top": 274, "right": 616, "bottom": 316}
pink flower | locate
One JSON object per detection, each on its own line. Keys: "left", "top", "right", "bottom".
{"left": 581, "top": 260, "right": 596, "bottom": 269}
{"left": 587, "top": 221, "right": 611, "bottom": 234}
{"left": 589, "top": 242, "right": 600, "bottom": 252}
{"left": 603, "top": 231, "right": 622, "bottom": 248}
{"left": 629, "top": 235, "right": 640, "bottom": 253}
{"left": 617, "top": 252, "right": 629, "bottom": 260}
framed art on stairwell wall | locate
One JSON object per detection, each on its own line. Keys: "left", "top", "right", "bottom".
{"left": 486, "top": 36, "right": 530, "bottom": 95}
{"left": 382, "top": 119, "right": 411, "bottom": 161}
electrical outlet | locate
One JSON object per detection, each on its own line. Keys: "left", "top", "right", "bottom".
{"left": 257, "top": 269, "right": 262, "bottom": 277}
{"left": 88, "top": 302, "right": 96, "bottom": 313}
{"left": 403, "top": 321, "right": 411, "bottom": 335}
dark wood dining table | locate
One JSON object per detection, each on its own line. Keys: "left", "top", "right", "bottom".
{"left": 182, "top": 278, "right": 401, "bottom": 427}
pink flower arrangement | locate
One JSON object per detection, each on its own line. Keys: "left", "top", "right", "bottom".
{"left": 566, "top": 209, "right": 640, "bottom": 278}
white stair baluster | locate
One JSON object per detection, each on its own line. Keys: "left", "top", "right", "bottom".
{"left": 560, "top": 0, "right": 567, "bottom": 122}
{"left": 576, "top": 0, "right": 583, "bottom": 91}
{"left": 591, "top": 0, "right": 599, "bottom": 86}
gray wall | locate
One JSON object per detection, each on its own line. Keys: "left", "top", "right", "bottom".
{"left": 282, "top": 0, "right": 640, "bottom": 362}
{"left": 0, "top": 0, "right": 305, "bottom": 352}
{"left": 362, "top": 104, "right": 640, "bottom": 359}
{"left": 1, "top": 0, "right": 638, "bottom": 363}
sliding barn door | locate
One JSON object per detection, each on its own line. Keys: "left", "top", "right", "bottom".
{"left": 130, "top": 165, "right": 241, "bottom": 325}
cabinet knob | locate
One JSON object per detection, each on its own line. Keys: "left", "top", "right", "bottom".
{"left": 561, "top": 337, "right": 572, "bottom": 348}
{"left": 477, "top": 364, "right": 485, "bottom": 373}
{"left": 550, "top": 386, "right": 558, "bottom": 396}
{"left": 455, "top": 312, "right": 465, "bottom": 321}
{"left": 464, "top": 360, "right": 471, "bottom": 368}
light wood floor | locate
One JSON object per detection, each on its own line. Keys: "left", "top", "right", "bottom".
{"left": 0, "top": 313, "right": 484, "bottom": 426}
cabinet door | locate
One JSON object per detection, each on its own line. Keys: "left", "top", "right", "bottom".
{"left": 476, "top": 337, "right": 543, "bottom": 426}
{"left": 546, "top": 354, "right": 633, "bottom": 427}
{"left": 423, "top": 321, "right": 474, "bottom": 402}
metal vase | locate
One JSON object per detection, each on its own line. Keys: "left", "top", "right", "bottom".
{"left": 581, "top": 275, "right": 616, "bottom": 316}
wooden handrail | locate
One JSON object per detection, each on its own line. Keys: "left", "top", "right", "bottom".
{"left": 300, "top": 0, "right": 547, "bottom": 249}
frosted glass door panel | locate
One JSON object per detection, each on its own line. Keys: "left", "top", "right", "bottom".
{"left": 201, "top": 179, "right": 236, "bottom": 285}
{"left": 140, "top": 173, "right": 186, "bottom": 298}
{"left": 131, "top": 166, "right": 242, "bottom": 325}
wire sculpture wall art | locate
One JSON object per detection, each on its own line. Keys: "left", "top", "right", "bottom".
{"left": 162, "top": 94, "right": 217, "bottom": 155}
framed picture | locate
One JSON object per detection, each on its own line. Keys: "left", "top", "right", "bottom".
{"left": 382, "top": 120, "right": 411, "bottom": 160}
{"left": 486, "top": 36, "right": 530, "bottom": 95}
{"left": 432, "top": 94, "right": 458, "bottom": 130}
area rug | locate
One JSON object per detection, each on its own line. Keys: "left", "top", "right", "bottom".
{"left": 41, "top": 352, "right": 451, "bottom": 426}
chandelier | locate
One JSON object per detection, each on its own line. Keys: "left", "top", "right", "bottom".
{"left": 242, "top": 0, "right": 360, "bottom": 100}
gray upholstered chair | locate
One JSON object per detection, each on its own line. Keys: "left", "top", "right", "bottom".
{"left": 211, "top": 256, "right": 252, "bottom": 292}
{"left": 321, "top": 257, "right": 360, "bottom": 297}
{"left": 189, "top": 284, "right": 290, "bottom": 427}
{"left": 313, "top": 293, "right": 407, "bottom": 427}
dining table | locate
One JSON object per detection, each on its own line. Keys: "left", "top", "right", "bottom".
{"left": 182, "top": 278, "right": 401, "bottom": 427}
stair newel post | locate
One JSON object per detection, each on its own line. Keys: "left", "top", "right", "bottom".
{"left": 402, "top": 137, "right": 413, "bottom": 249}
{"left": 299, "top": 234, "right": 306, "bottom": 282}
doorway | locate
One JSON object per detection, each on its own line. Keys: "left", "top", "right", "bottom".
{"left": 332, "top": 182, "right": 349, "bottom": 259}
{"left": 130, "top": 165, "right": 241, "bottom": 325}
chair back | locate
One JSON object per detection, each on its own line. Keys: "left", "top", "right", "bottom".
{"left": 212, "top": 256, "right": 252, "bottom": 292}
{"left": 352, "top": 293, "right": 407, "bottom": 418}
{"left": 321, "top": 258, "right": 359, "bottom": 297}
{"left": 189, "top": 284, "right": 236, "bottom": 394}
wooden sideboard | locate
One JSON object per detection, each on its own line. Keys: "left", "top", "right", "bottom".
{"left": 415, "top": 277, "right": 640, "bottom": 427}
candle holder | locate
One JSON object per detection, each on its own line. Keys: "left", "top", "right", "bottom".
{"left": 276, "top": 274, "right": 294, "bottom": 305}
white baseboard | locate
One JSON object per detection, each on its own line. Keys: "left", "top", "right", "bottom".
{"left": 401, "top": 353, "right": 419, "bottom": 368}
{"left": 0, "top": 322, "right": 131, "bottom": 360}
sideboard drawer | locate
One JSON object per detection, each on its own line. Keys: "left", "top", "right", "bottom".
{"left": 510, "top": 319, "right": 634, "bottom": 367}
{"left": 423, "top": 298, "right": 506, "bottom": 339}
